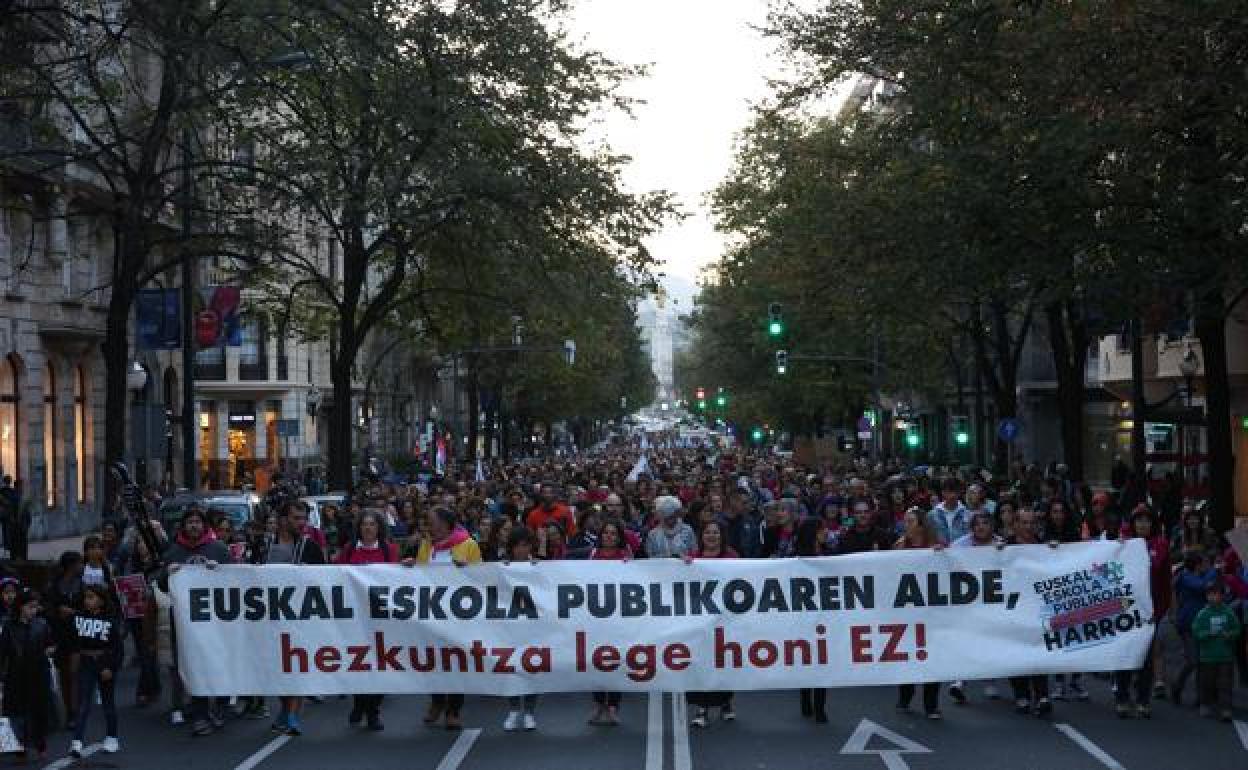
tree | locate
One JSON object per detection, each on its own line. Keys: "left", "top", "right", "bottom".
{"left": 232, "top": 0, "right": 668, "bottom": 486}
{"left": 0, "top": 0, "right": 274, "bottom": 488}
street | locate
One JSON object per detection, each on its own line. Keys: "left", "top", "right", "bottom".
{"left": 32, "top": 665, "right": 1248, "bottom": 770}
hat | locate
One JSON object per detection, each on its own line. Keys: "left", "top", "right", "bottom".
{"left": 655, "top": 495, "right": 682, "bottom": 518}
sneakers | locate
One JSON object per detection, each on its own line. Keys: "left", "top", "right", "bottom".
{"left": 983, "top": 683, "right": 1001, "bottom": 700}
{"left": 949, "top": 683, "right": 967, "bottom": 705}
{"left": 102, "top": 737, "right": 119, "bottom": 754}
{"left": 588, "top": 706, "right": 607, "bottom": 726}
{"left": 1052, "top": 683, "right": 1066, "bottom": 701}
{"left": 1034, "top": 697, "right": 1053, "bottom": 717}
{"left": 191, "top": 720, "right": 214, "bottom": 737}
{"left": 69, "top": 740, "right": 84, "bottom": 759}
{"left": 523, "top": 713, "right": 537, "bottom": 732}
{"left": 285, "top": 715, "right": 302, "bottom": 736}
{"left": 503, "top": 711, "right": 521, "bottom": 732}
{"left": 1067, "top": 682, "right": 1089, "bottom": 701}
{"left": 423, "top": 703, "right": 444, "bottom": 725}
{"left": 270, "top": 713, "right": 289, "bottom": 734}
{"left": 209, "top": 712, "right": 226, "bottom": 731}
{"left": 245, "top": 700, "right": 270, "bottom": 720}
{"left": 445, "top": 713, "right": 463, "bottom": 731}
{"left": 691, "top": 708, "right": 709, "bottom": 728}
{"left": 1152, "top": 680, "right": 1167, "bottom": 699}
{"left": 721, "top": 704, "right": 736, "bottom": 722}
{"left": 170, "top": 710, "right": 185, "bottom": 726}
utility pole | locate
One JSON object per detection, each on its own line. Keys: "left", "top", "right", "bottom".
{"left": 180, "top": 127, "right": 197, "bottom": 491}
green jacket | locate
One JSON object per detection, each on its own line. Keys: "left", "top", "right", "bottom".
{"left": 1192, "top": 604, "right": 1242, "bottom": 664}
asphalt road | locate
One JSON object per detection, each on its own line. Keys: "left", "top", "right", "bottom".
{"left": 16, "top": 666, "right": 1247, "bottom": 770}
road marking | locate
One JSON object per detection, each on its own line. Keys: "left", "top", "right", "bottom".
{"left": 672, "top": 692, "right": 692, "bottom": 770}
{"left": 1055, "top": 724, "right": 1125, "bottom": 770}
{"left": 435, "top": 728, "right": 481, "bottom": 770}
{"left": 839, "top": 719, "right": 931, "bottom": 770}
{"left": 1235, "top": 720, "right": 1248, "bottom": 752}
{"left": 234, "top": 735, "right": 291, "bottom": 770}
{"left": 645, "top": 692, "right": 664, "bottom": 770}
{"left": 43, "top": 743, "right": 103, "bottom": 770}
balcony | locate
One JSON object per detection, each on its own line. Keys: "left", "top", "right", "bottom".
{"left": 238, "top": 355, "right": 269, "bottom": 381}
{"left": 194, "top": 359, "right": 227, "bottom": 381}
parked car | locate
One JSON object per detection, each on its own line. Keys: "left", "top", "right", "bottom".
{"left": 160, "top": 491, "right": 260, "bottom": 532}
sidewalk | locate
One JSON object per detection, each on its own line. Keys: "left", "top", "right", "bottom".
{"left": 24, "top": 534, "right": 88, "bottom": 561}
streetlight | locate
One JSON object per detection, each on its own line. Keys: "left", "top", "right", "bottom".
{"left": 1178, "top": 346, "right": 1200, "bottom": 488}
{"left": 126, "top": 361, "right": 149, "bottom": 393}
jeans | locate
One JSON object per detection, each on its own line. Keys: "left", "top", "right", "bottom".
{"left": 800, "top": 688, "right": 826, "bottom": 716}
{"left": 1198, "top": 662, "right": 1233, "bottom": 713}
{"left": 431, "top": 694, "right": 464, "bottom": 716}
{"left": 352, "top": 694, "right": 383, "bottom": 717}
{"left": 593, "top": 691, "right": 621, "bottom": 708}
{"left": 1114, "top": 644, "right": 1154, "bottom": 705}
{"left": 898, "top": 683, "right": 940, "bottom": 713}
{"left": 168, "top": 666, "right": 186, "bottom": 711}
{"left": 507, "top": 694, "right": 538, "bottom": 713}
{"left": 128, "top": 617, "right": 160, "bottom": 699}
{"left": 1009, "top": 675, "right": 1049, "bottom": 702}
{"left": 74, "top": 655, "right": 117, "bottom": 742}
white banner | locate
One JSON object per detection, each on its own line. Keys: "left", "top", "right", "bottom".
{"left": 170, "top": 540, "right": 1153, "bottom": 696}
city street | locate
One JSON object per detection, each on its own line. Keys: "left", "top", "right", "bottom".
{"left": 29, "top": 662, "right": 1248, "bottom": 770}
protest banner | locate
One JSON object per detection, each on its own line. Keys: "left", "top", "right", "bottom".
{"left": 170, "top": 540, "right": 1152, "bottom": 696}
{"left": 113, "top": 574, "right": 149, "bottom": 620}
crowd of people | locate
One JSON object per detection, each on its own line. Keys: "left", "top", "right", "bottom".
{"left": 0, "top": 443, "right": 1244, "bottom": 763}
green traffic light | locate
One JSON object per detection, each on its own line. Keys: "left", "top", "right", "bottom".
{"left": 716, "top": 395, "right": 726, "bottom": 407}
{"left": 698, "top": 399, "right": 707, "bottom": 410}
{"left": 905, "top": 432, "right": 920, "bottom": 448}
{"left": 768, "top": 320, "right": 783, "bottom": 337}
{"left": 751, "top": 428, "right": 764, "bottom": 441}
{"left": 955, "top": 431, "right": 969, "bottom": 445}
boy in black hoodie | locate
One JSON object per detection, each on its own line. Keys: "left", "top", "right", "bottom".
{"left": 68, "top": 583, "right": 123, "bottom": 758}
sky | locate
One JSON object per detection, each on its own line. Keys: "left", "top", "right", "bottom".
{"left": 568, "top": 0, "right": 803, "bottom": 294}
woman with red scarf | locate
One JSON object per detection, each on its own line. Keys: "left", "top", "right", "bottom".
{"left": 337, "top": 511, "right": 398, "bottom": 731}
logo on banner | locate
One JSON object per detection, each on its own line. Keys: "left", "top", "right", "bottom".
{"left": 1034, "top": 560, "right": 1143, "bottom": 652}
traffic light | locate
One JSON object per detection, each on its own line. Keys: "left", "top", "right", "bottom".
{"left": 767, "top": 302, "right": 784, "bottom": 337}
{"left": 695, "top": 386, "right": 706, "bottom": 401}
{"left": 775, "top": 350, "right": 788, "bottom": 375}
{"left": 751, "top": 427, "right": 764, "bottom": 442}
{"left": 697, "top": 399, "right": 707, "bottom": 411}
{"left": 905, "top": 431, "right": 921, "bottom": 448}
{"left": 716, "top": 388, "right": 727, "bottom": 408}
{"left": 952, "top": 415, "right": 970, "bottom": 446}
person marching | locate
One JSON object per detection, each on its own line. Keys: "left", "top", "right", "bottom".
{"left": 68, "top": 584, "right": 123, "bottom": 758}
{"left": 337, "top": 510, "right": 400, "bottom": 732}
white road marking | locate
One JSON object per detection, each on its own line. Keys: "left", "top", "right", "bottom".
{"left": 435, "top": 728, "right": 481, "bottom": 770}
{"left": 1055, "top": 723, "right": 1126, "bottom": 770}
{"left": 839, "top": 719, "right": 931, "bottom": 770}
{"left": 43, "top": 743, "right": 103, "bottom": 770}
{"left": 1235, "top": 720, "right": 1248, "bottom": 752}
{"left": 645, "top": 692, "right": 664, "bottom": 770}
{"left": 233, "top": 735, "right": 292, "bottom": 770}
{"left": 672, "top": 692, "right": 692, "bottom": 770}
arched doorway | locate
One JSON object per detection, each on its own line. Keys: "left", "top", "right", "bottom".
{"left": 0, "top": 355, "right": 19, "bottom": 480}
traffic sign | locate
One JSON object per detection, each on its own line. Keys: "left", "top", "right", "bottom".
{"left": 276, "top": 419, "right": 301, "bottom": 438}
{"left": 857, "top": 416, "right": 872, "bottom": 433}
{"left": 998, "top": 418, "right": 1020, "bottom": 443}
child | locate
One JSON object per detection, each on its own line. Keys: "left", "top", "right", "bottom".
{"left": 1192, "top": 580, "right": 1242, "bottom": 722}
{"left": 0, "top": 588, "right": 53, "bottom": 761}
{"left": 69, "top": 584, "right": 122, "bottom": 758}
{"left": 502, "top": 526, "right": 540, "bottom": 732}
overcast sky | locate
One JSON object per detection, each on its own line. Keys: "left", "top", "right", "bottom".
{"left": 568, "top": 0, "right": 798, "bottom": 288}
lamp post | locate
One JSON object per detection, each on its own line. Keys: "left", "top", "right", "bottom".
{"left": 127, "top": 361, "right": 149, "bottom": 485}
{"left": 1178, "top": 346, "right": 1200, "bottom": 490}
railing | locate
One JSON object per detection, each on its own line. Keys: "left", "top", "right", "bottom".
{"left": 238, "top": 356, "right": 269, "bottom": 381}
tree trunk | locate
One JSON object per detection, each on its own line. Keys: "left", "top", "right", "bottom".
{"left": 102, "top": 286, "right": 132, "bottom": 497}
{"left": 1046, "top": 300, "right": 1088, "bottom": 483}
{"left": 328, "top": 349, "right": 356, "bottom": 490}
{"left": 466, "top": 358, "right": 480, "bottom": 459}
{"left": 1194, "top": 294, "right": 1235, "bottom": 533}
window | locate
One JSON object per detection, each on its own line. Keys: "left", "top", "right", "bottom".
{"left": 75, "top": 366, "right": 87, "bottom": 503}
{"left": 43, "top": 362, "right": 55, "bottom": 507}
{"left": 0, "top": 356, "right": 19, "bottom": 481}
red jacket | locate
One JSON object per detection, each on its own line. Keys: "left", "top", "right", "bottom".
{"left": 527, "top": 503, "right": 576, "bottom": 536}
{"left": 335, "top": 541, "right": 399, "bottom": 565}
